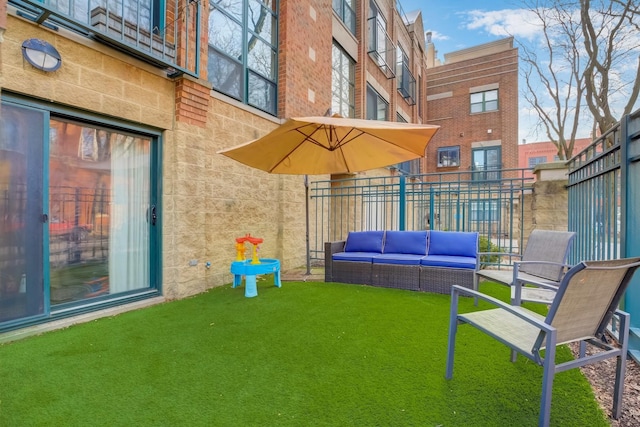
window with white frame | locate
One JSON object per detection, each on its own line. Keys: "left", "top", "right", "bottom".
{"left": 470, "top": 89, "right": 498, "bottom": 113}
{"left": 332, "top": 43, "right": 355, "bottom": 118}
{"left": 437, "top": 146, "right": 460, "bottom": 167}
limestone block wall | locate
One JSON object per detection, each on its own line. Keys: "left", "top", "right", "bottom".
{"left": 1, "top": 15, "right": 308, "bottom": 302}
{"left": 521, "top": 163, "right": 570, "bottom": 249}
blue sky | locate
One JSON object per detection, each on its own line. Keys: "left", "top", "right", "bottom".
{"left": 398, "top": 0, "right": 587, "bottom": 144}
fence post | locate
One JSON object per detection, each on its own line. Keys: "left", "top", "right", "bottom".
{"left": 399, "top": 175, "right": 406, "bottom": 230}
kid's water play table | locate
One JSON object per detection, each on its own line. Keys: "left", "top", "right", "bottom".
{"left": 230, "top": 258, "right": 281, "bottom": 297}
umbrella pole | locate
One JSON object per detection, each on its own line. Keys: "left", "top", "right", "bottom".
{"left": 305, "top": 175, "right": 311, "bottom": 275}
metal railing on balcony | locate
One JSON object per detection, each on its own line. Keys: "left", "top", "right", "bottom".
{"left": 10, "top": 0, "right": 201, "bottom": 78}
{"left": 332, "top": 0, "right": 356, "bottom": 35}
{"left": 367, "top": 16, "right": 395, "bottom": 79}
{"left": 397, "top": 61, "right": 416, "bottom": 105}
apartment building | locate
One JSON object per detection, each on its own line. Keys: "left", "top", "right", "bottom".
{"left": 424, "top": 37, "right": 519, "bottom": 179}
{"left": 0, "top": 0, "right": 518, "bottom": 332}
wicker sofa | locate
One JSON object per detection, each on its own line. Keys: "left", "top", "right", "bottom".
{"left": 324, "top": 230, "right": 479, "bottom": 294}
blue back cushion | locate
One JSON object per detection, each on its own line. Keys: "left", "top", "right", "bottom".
{"left": 344, "top": 231, "right": 384, "bottom": 253}
{"left": 428, "top": 231, "right": 478, "bottom": 258}
{"left": 383, "top": 230, "right": 428, "bottom": 255}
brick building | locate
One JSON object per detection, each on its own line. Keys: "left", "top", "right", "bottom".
{"left": 424, "top": 37, "right": 519, "bottom": 179}
{"left": 0, "top": 0, "right": 519, "bottom": 333}
{"left": 519, "top": 138, "right": 593, "bottom": 180}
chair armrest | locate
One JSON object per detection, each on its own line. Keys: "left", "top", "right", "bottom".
{"left": 450, "top": 285, "right": 552, "bottom": 330}
{"left": 325, "top": 240, "right": 346, "bottom": 255}
{"left": 324, "top": 240, "right": 346, "bottom": 282}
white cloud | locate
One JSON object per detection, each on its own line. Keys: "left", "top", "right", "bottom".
{"left": 463, "top": 9, "right": 542, "bottom": 41}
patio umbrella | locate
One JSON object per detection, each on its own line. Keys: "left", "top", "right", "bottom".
{"left": 217, "top": 115, "right": 440, "bottom": 272}
{"left": 217, "top": 115, "right": 440, "bottom": 175}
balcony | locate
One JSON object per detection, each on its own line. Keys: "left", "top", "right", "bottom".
{"left": 397, "top": 62, "right": 416, "bottom": 105}
{"left": 10, "top": 0, "right": 201, "bottom": 78}
{"left": 367, "top": 16, "right": 395, "bottom": 79}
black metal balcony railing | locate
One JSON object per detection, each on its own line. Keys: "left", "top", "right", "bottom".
{"left": 10, "top": 0, "right": 201, "bottom": 78}
{"left": 397, "top": 61, "right": 416, "bottom": 105}
{"left": 367, "top": 16, "right": 395, "bottom": 79}
{"left": 332, "top": 0, "right": 356, "bottom": 35}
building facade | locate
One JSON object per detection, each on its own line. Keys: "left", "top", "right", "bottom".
{"left": 0, "top": 0, "right": 518, "bottom": 334}
{"left": 519, "top": 138, "right": 593, "bottom": 180}
{"left": 424, "top": 37, "right": 519, "bottom": 180}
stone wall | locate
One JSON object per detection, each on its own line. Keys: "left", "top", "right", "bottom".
{"left": 522, "top": 162, "right": 569, "bottom": 248}
{"left": 1, "top": 16, "right": 308, "bottom": 302}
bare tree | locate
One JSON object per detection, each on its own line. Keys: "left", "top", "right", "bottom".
{"left": 582, "top": 0, "right": 640, "bottom": 135}
{"left": 520, "top": 0, "right": 640, "bottom": 158}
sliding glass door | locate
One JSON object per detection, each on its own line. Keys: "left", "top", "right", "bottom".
{"left": 0, "top": 97, "right": 160, "bottom": 329}
{"left": 0, "top": 103, "right": 46, "bottom": 324}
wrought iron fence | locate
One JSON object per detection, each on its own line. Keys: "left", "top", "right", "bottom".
{"left": 567, "top": 108, "right": 640, "bottom": 362}
{"left": 308, "top": 168, "right": 533, "bottom": 264}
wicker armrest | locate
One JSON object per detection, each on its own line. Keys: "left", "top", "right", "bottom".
{"left": 324, "top": 240, "right": 346, "bottom": 282}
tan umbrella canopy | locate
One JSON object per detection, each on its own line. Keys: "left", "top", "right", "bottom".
{"left": 218, "top": 115, "right": 440, "bottom": 274}
{"left": 217, "top": 115, "right": 440, "bottom": 175}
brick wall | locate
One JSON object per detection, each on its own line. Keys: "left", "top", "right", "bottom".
{"left": 278, "top": 0, "right": 332, "bottom": 117}
{"left": 425, "top": 42, "right": 519, "bottom": 177}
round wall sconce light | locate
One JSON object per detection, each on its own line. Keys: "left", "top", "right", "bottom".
{"left": 21, "top": 38, "right": 62, "bottom": 72}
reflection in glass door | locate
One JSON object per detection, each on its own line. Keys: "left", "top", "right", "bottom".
{"left": 49, "top": 120, "right": 151, "bottom": 307}
{"left": 0, "top": 104, "right": 45, "bottom": 324}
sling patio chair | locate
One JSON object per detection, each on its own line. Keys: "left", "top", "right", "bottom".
{"left": 475, "top": 229, "right": 576, "bottom": 305}
{"left": 446, "top": 257, "right": 640, "bottom": 427}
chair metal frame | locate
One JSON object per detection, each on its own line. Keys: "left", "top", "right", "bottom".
{"left": 446, "top": 257, "right": 640, "bottom": 427}
{"left": 475, "top": 229, "right": 576, "bottom": 305}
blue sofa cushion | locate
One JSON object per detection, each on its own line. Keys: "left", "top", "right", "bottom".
{"left": 428, "top": 231, "right": 479, "bottom": 258}
{"left": 383, "top": 230, "right": 428, "bottom": 255}
{"left": 420, "top": 255, "right": 477, "bottom": 270}
{"left": 344, "top": 231, "right": 384, "bottom": 253}
{"left": 372, "top": 253, "right": 424, "bottom": 265}
{"left": 332, "top": 252, "right": 379, "bottom": 263}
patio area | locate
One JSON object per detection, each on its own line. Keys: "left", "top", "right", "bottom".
{"left": 0, "top": 276, "right": 618, "bottom": 426}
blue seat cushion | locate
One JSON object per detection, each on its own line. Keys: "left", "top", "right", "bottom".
{"left": 344, "top": 231, "right": 384, "bottom": 253}
{"left": 372, "top": 253, "right": 424, "bottom": 266}
{"left": 420, "top": 255, "right": 477, "bottom": 269}
{"left": 332, "top": 252, "right": 379, "bottom": 262}
{"left": 428, "top": 230, "right": 478, "bottom": 258}
{"left": 383, "top": 230, "right": 428, "bottom": 255}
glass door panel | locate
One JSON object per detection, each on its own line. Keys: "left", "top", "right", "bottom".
{"left": 0, "top": 103, "right": 46, "bottom": 323}
{"left": 49, "top": 119, "right": 151, "bottom": 307}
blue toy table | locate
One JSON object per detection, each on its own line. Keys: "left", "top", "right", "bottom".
{"left": 230, "top": 258, "right": 281, "bottom": 297}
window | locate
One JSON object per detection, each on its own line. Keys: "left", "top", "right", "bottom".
{"left": 418, "top": 75, "right": 423, "bottom": 120}
{"left": 0, "top": 95, "right": 161, "bottom": 330}
{"left": 437, "top": 146, "right": 460, "bottom": 167}
{"left": 528, "top": 156, "right": 547, "bottom": 168}
{"left": 208, "top": 0, "right": 278, "bottom": 115}
{"left": 366, "top": 84, "right": 388, "bottom": 121}
{"left": 470, "top": 200, "right": 500, "bottom": 222}
{"left": 367, "top": 1, "right": 395, "bottom": 78}
{"left": 332, "top": 0, "right": 356, "bottom": 34}
{"left": 470, "top": 89, "right": 498, "bottom": 113}
{"left": 332, "top": 43, "right": 355, "bottom": 118}
{"left": 394, "top": 114, "right": 420, "bottom": 174}
{"left": 396, "top": 46, "right": 416, "bottom": 104}
{"left": 472, "top": 146, "right": 501, "bottom": 181}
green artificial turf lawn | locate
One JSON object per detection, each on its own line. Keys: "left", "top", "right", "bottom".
{"left": 0, "top": 280, "right": 609, "bottom": 426}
